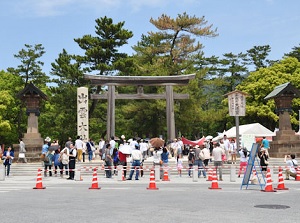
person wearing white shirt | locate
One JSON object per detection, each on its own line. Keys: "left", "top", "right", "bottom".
{"left": 285, "top": 154, "right": 298, "bottom": 180}
{"left": 230, "top": 139, "right": 237, "bottom": 164}
{"left": 109, "top": 136, "right": 116, "bottom": 155}
{"left": 75, "top": 136, "right": 84, "bottom": 162}
{"left": 212, "top": 142, "right": 225, "bottom": 181}
{"left": 127, "top": 144, "right": 143, "bottom": 180}
{"left": 223, "top": 135, "right": 231, "bottom": 163}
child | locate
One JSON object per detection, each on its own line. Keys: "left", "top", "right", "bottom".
{"left": 53, "top": 149, "right": 61, "bottom": 177}
{"left": 177, "top": 155, "right": 183, "bottom": 177}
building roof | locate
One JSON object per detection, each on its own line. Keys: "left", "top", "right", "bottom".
{"left": 84, "top": 74, "right": 196, "bottom": 86}
{"left": 264, "top": 82, "right": 300, "bottom": 100}
{"left": 17, "top": 83, "right": 48, "bottom": 100}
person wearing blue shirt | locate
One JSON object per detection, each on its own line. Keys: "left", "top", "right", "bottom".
{"left": 261, "top": 137, "right": 270, "bottom": 156}
{"left": 2, "top": 146, "right": 14, "bottom": 176}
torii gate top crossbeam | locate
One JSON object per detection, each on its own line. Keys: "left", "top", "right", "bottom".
{"left": 84, "top": 74, "right": 196, "bottom": 86}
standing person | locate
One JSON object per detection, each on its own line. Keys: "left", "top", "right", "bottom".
{"left": 119, "top": 135, "right": 126, "bottom": 146}
{"left": 161, "top": 147, "right": 170, "bottom": 177}
{"left": 67, "top": 143, "right": 77, "bottom": 180}
{"left": 75, "top": 136, "right": 84, "bottom": 162}
{"left": 65, "top": 137, "right": 72, "bottom": 149}
{"left": 261, "top": 136, "right": 270, "bottom": 156}
{"left": 194, "top": 145, "right": 206, "bottom": 178}
{"left": 258, "top": 148, "right": 269, "bottom": 176}
{"left": 41, "top": 140, "right": 49, "bottom": 161}
{"left": 187, "top": 147, "right": 195, "bottom": 177}
{"left": 139, "top": 139, "right": 149, "bottom": 159}
{"left": 212, "top": 142, "right": 225, "bottom": 181}
{"left": 112, "top": 148, "right": 119, "bottom": 175}
{"left": 17, "top": 138, "right": 27, "bottom": 163}
{"left": 59, "top": 147, "right": 69, "bottom": 178}
{"left": 2, "top": 146, "right": 14, "bottom": 177}
{"left": 53, "top": 149, "right": 61, "bottom": 177}
{"left": 284, "top": 154, "right": 298, "bottom": 180}
{"left": 98, "top": 138, "right": 105, "bottom": 159}
{"left": 223, "top": 135, "right": 231, "bottom": 163}
{"left": 44, "top": 151, "right": 54, "bottom": 177}
{"left": 86, "top": 138, "right": 95, "bottom": 162}
{"left": 118, "top": 150, "right": 128, "bottom": 179}
{"left": 201, "top": 145, "right": 210, "bottom": 167}
{"left": 153, "top": 147, "right": 163, "bottom": 179}
{"left": 104, "top": 143, "right": 113, "bottom": 178}
{"left": 238, "top": 148, "right": 248, "bottom": 178}
{"left": 109, "top": 136, "right": 116, "bottom": 156}
{"left": 127, "top": 144, "right": 143, "bottom": 180}
{"left": 230, "top": 139, "right": 237, "bottom": 164}
{"left": 176, "top": 155, "right": 183, "bottom": 177}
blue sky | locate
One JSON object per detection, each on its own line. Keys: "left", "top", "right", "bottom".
{"left": 1, "top": 0, "right": 299, "bottom": 75}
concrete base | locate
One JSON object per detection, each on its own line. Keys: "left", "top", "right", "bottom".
{"left": 270, "top": 130, "right": 300, "bottom": 158}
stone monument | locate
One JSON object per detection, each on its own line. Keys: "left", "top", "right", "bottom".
{"left": 265, "top": 82, "right": 300, "bottom": 158}
{"left": 16, "top": 83, "right": 48, "bottom": 161}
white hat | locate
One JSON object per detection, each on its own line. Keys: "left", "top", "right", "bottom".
{"left": 121, "top": 135, "right": 125, "bottom": 139}
{"left": 45, "top": 137, "right": 51, "bottom": 142}
{"left": 194, "top": 145, "right": 199, "bottom": 148}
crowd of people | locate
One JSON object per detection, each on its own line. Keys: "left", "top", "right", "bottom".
{"left": 0, "top": 134, "right": 299, "bottom": 182}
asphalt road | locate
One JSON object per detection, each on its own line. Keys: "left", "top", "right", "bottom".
{"left": 1, "top": 174, "right": 300, "bottom": 223}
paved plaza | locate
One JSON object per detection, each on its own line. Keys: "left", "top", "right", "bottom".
{"left": 1, "top": 164, "right": 300, "bottom": 223}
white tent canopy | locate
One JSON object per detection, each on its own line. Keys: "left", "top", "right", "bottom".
{"left": 224, "top": 123, "right": 275, "bottom": 138}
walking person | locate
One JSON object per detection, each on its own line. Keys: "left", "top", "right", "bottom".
{"left": 53, "top": 149, "right": 61, "bottom": 177}
{"left": 67, "top": 143, "right": 77, "bottom": 180}
{"left": 238, "top": 148, "right": 248, "bottom": 178}
{"left": 176, "top": 155, "right": 183, "bottom": 177}
{"left": 212, "top": 142, "right": 225, "bottom": 181}
{"left": 161, "top": 147, "right": 170, "bottom": 178}
{"left": 112, "top": 148, "right": 119, "bottom": 175}
{"left": 2, "top": 146, "right": 14, "bottom": 177}
{"left": 44, "top": 151, "right": 54, "bottom": 177}
{"left": 17, "top": 138, "right": 27, "bottom": 163}
{"left": 201, "top": 145, "right": 210, "bottom": 167}
{"left": 59, "top": 147, "right": 69, "bottom": 178}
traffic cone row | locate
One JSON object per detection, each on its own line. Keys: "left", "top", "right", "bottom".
{"left": 147, "top": 169, "right": 159, "bottom": 190}
{"left": 89, "top": 168, "right": 101, "bottom": 190}
{"left": 275, "top": 166, "right": 288, "bottom": 190}
{"left": 208, "top": 169, "right": 221, "bottom": 190}
{"left": 206, "top": 167, "right": 213, "bottom": 181}
{"left": 33, "top": 168, "right": 46, "bottom": 189}
{"left": 261, "top": 168, "right": 276, "bottom": 192}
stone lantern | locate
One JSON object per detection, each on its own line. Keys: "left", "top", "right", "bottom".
{"left": 16, "top": 83, "right": 48, "bottom": 161}
{"left": 264, "top": 82, "right": 300, "bottom": 158}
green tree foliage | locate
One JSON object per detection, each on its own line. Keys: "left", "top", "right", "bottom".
{"left": 246, "top": 45, "right": 276, "bottom": 70}
{"left": 237, "top": 57, "right": 300, "bottom": 130}
{"left": 0, "top": 71, "right": 23, "bottom": 144}
{"left": 7, "top": 44, "right": 49, "bottom": 87}
{"left": 127, "top": 12, "right": 218, "bottom": 139}
{"left": 285, "top": 44, "right": 300, "bottom": 62}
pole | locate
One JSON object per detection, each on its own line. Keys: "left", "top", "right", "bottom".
{"left": 235, "top": 116, "right": 240, "bottom": 149}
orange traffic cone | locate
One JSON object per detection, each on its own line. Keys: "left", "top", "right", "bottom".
{"left": 162, "top": 168, "right": 170, "bottom": 181}
{"left": 295, "top": 168, "right": 300, "bottom": 181}
{"left": 206, "top": 167, "right": 213, "bottom": 181}
{"left": 33, "top": 168, "right": 46, "bottom": 189}
{"left": 275, "top": 166, "right": 289, "bottom": 190}
{"left": 208, "top": 170, "right": 221, "bottom": 190}
{"left": 147, "top": 169, "right": 159, "bottom": 190}
{"left": 261, "top": 168, "right": 276, "bottom": 192}
{"left": 89, "top": 168, "right": 101, "bottom": 190}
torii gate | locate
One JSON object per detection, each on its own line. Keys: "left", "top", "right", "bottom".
{"left": 84, "top": 74, "right": 195, "bottom": 140}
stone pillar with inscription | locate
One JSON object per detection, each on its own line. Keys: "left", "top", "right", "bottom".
{"left": 77, "top": 87, "right": 89, "bottom": 142}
